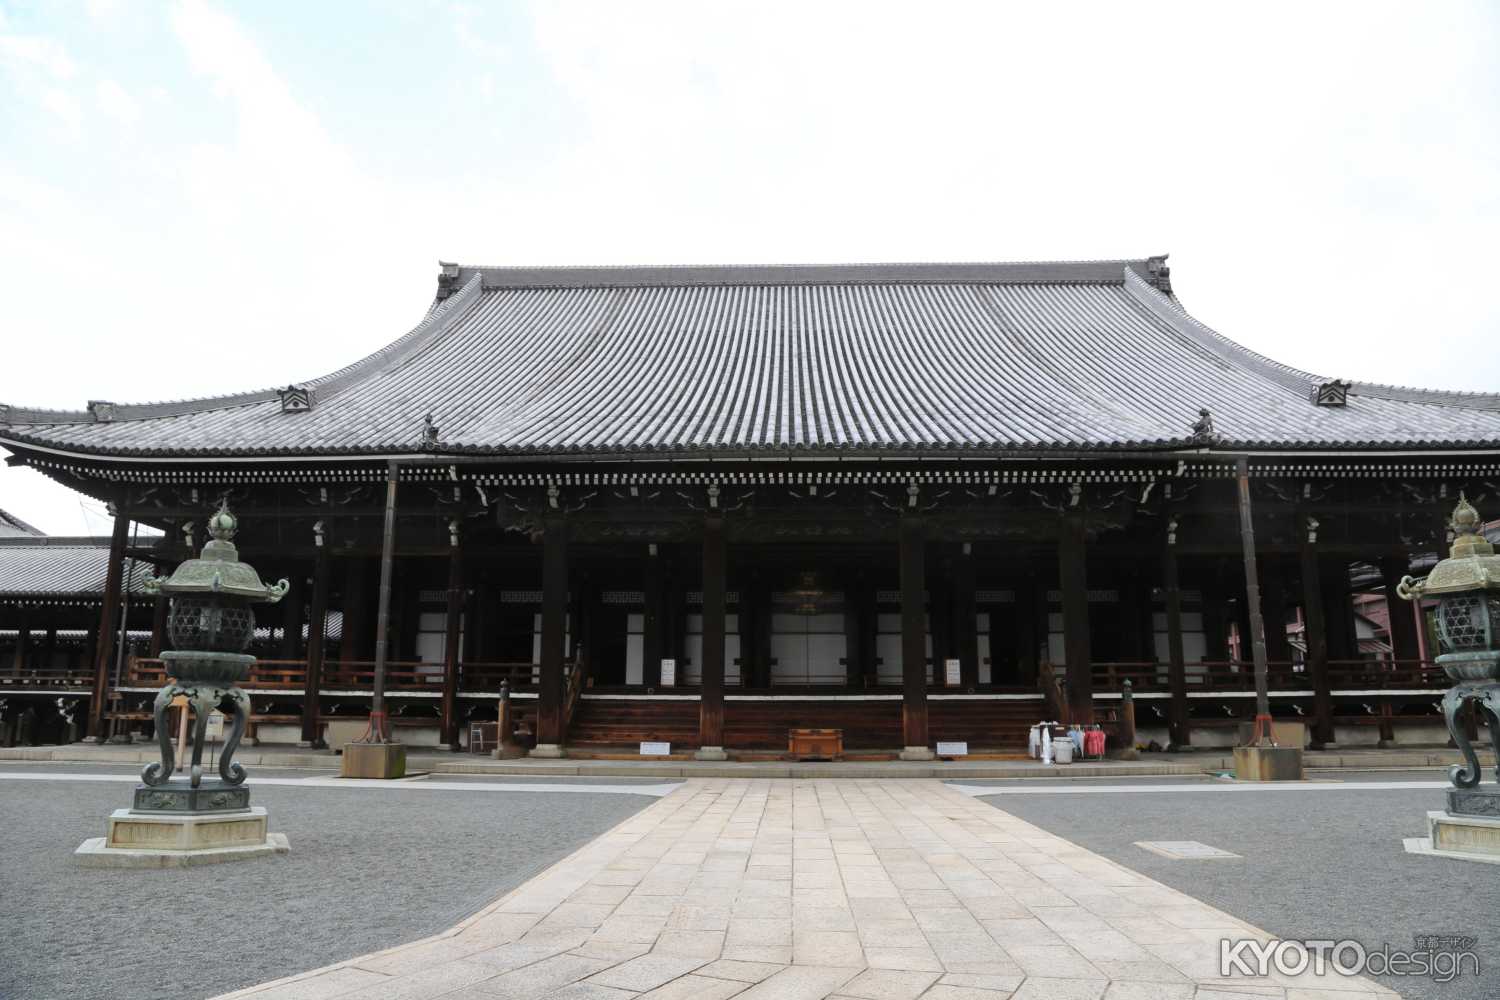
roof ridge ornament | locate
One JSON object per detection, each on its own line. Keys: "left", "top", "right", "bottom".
{"left": 422, "top": 413, "right": 441, "bottom": 449}
{"left": 1189, "top": 408, "right": 1220, "bottom": 446}
{"left": 1146, "top": 255, "right": 1171, "bottom": 293}
{"left": 279, "top": 384, "right": 312, "bottom": 413}
{"left": 1312, "top": 380, "right": 1350, "bottom": 407}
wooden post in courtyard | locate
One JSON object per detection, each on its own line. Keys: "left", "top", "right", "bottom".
{"left": 533, "top": 519, "right": 569, "bottom": 756}
{"left": 1058, "top": 514, "right": 1094, "bottom": 724}
{"left": 300, "top": 528, "right": 330, "bottom": 747}
{"left": 898, "top": 517, "right": 932, "bottom": 758}
{"left": 441, "top": 521, "right": 463, "bottom": 750}
{"left": 696, "top": 516, "right": 727, "bottom": 759}
{"left": 1163, "top": 542, "right": 1190, "bottom": 748}
{"left": 85, "top": 507, "right": 130, "bottom": 742}
{"left": 1234, "top": 457, "right": 1273, "bottom": 743}
{"left": 1298, "top": 514, "right": 1335, "bottom": 748}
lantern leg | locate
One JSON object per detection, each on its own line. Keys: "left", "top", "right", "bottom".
{"left": 1442, "top": 684, "right": 1483, "bottom": 789}
{"left": 219, "top": 687, "right": 249, "bottom": 786}
{"left": 1480, "top": 690, "right": 1500, "bottom": 786}
{"left": 187, "top": 691, "right": 214, "bottom": 788}
{"left": 140, "top": 685, "right": 178, "bottom": 786}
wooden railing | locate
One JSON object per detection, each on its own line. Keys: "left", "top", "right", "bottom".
{"left": 121, "top": 657, "right": 561, "bottom": 694}
{"left": 0, "top": 666, "right": 94, "bottom": 688}
{"left": 459, "top": 662, "right": 541, "bottom": 691}
{"left": 1093, "top": 658, "right": 1446, "bottom": 694}
{"left": 126, "top": 658, "right": 308, "bottom": 689}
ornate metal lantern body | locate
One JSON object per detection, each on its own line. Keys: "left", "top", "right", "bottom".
{"left": 139, "top": 505, "right": 288, "bottom": 793}
{"left": 1399, "top": 495, "right": 1500, "bottom": 788}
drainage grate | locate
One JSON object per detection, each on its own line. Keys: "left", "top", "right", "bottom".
{"left": 1134, "top": 840, "right": 1241, "bottom": 860}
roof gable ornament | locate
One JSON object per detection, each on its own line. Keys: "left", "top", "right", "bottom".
{"left": 1146, "top": 255, "right": 1172, "bottom": 294}
{"left": 421, "top": 412, "right": 441, "bottom": 449}
{"left": 1189, "top": 408, "right": 1220, "bottom": 446}
{"left": 278, "top": 385, "right": 312, "bottom": 413}
{"left": 436, "top": 261, "right": 461, "bottom": 300}
{"left": 88, "top": 400, "right": 115, "bottom": 423}
{"left": 1312, "top": 380, "right": 1351, "bottom": 407}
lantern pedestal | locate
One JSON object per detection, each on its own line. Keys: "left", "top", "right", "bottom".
{"left": 1232, "top": 744, "right": 1304, "bottom": 781}
{"left": 75, "top": 802, "right": 290, "bottom": 868}
{"left": 341, "top": 740, "right": 407, "bottom": 779}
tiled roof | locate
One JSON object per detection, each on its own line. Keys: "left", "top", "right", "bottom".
{"left": 0, "top": 537, "right": 152, "bottom": 597}
{"left": 3, "top": 257, "right": 1499, "bottom": 459}
{"left": 0, "top": 508, "right": 42, "bottom": 537}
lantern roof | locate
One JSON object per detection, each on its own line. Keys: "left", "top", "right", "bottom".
{"left": 143, "top": 504, "right": 288, "bottom": 603}
{"left": 1400, "top": 495, "right": 1500, "bottom": 599}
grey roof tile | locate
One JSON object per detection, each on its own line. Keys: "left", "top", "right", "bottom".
{"left": 2, "top": 258, "right": 1499, "bottom": 458}
{"left": 0, "top": 537, "right": 151, "bottom": 597}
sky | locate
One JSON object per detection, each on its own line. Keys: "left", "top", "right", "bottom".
{"left": 0, "top": 0, "right": 1497, "bottom": 535}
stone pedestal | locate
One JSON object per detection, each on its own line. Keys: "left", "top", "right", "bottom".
{"left": 1233, "top": 744, "right": 1304, "bottom": 781}
{"left": 529, "top": 743, "right": 567, "bottom": 759}
{"left": 899, "top": 746, "right": 936, "bottom": 761}
{"left": 76, "top": 806, "right": 289, "bottom": 868}
{"left": 694, "top": 746, "right": 728, "bottom": 761}
{"left": 341, "top": 741, "right": 407, "bottom": 778}
{"left": 1406, "top": 810, "right": 1500, "bottom": 866}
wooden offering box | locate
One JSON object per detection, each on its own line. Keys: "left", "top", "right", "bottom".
{"left": 788, "top": 728, "right": 843, "bottom": 761}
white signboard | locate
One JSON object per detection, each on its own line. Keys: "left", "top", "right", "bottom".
{"left": 640, "top": 741, "right": 671, "bottom": 756}
{"left": 205, "top": 710, "right": 225, "bottom": 741}
{"left": 936, "top": 741, "right": 968, "bottom": 757}
{"left": 944, "top": 658, "right": 961, "bottom": 687}
{"left": 660, "top": 658, "right": 676, "bottom": 688}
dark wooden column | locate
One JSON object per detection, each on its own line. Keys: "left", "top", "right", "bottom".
{"left": 930, "top": 549, "right": 954, "bottom": 680}
{"left": 148, "top": 594, "right": 169, "bottom": 658}
{"left": 301, "top": 539, "right": 331, "bottom": 747}
{"left": 1299, "top": 521, "right": 1335, "bottom": 747}
{"left": 11, "top": 609, "right": 29, "bottom": 675}
{"left": 279, "top": 573, "right": 305, "bottom": 661}
{"left": 1200, "top": 569, "right": 1228, "bottom": 662}
{"left": 341, "top": 559, "right": 369, "bottom": 666}
{"left": 642, "top": 545, "right": 664, "bottom": 688}
{"left": 85, "top": 508, "right": 130, "bottom": 742}
{"left": 1262, "top": 564, "right": 1292, "bottom": 664}
{"left": 441, "top": 531, "right": 464, "bottom": 751}
{"left": 955, "top": 545, "right": 979, "bottom": 689}
{"left": 1163, "top": 544, "right": 1189, "bottom": 747}
{"left": 534, "top": 520, "right": 569, "bottom": 753}
{"left": 698, "top": 516, "right": 726, "bottom": 754}
{"left": 1059, "top": 515, "right": 1094, "bottom": 724}
{"left": 1015, "top": 575, "right": 1040, "bottom": 688}
{"left": 899, "top": 518, "right": 930, "bottom": 753}
{"left": 1381, "top": 557, "right": 1420, "bottom": 662}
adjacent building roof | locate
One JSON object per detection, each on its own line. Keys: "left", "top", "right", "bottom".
{"left": 3, "top": 256, "right": 1499, "bottom": 460}
{"left": 0, "top": 508, "right": 43, "bottom": 537}
{"left": 0, "top": 537, "right": 152, "bottom": 599}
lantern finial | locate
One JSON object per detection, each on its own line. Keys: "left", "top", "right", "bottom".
{"left": 1450, "top": 493, "right": 1492, "bottom": 558}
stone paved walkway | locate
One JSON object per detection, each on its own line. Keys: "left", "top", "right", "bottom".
{"left": 216, "top": 779, "right": 1397, "bottom": 1000}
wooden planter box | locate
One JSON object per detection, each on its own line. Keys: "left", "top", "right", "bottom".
{"left": 788, "top": 728, "right": 843, "bottom": 761}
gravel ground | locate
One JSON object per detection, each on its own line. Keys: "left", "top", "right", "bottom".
{"left": 967, "top": 771, "right": 1499, "bottom": 1000}
{"left": 0, "top": 774, "right": 663, "bottom": 1000}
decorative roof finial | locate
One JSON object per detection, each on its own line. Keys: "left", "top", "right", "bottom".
{"left": 1190, "top": 408, "right": 1219, "bottom": 445}
{"left": 1448, "top": 493, "right": 1492, "bottom": 559}
{"left": 422, "top": 413, "right": 440, "bottom": 448}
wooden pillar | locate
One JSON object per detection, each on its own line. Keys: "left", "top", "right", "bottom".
{"left": 341, "top": 559, "right": 369, "bottom": 665}
{"left": 441, "top": 535, "right": 463, "bottom": 751}
{"left": 956, "top": 545, "right": 979, "bottom": 689}
{"left": 899, "top": 518, "right": 931, "bottom": 753}
{"left": 1262, "top": 565, "right": 1292, "bottom": 665}
{"left": 1299, "top": 523, "right": 1335, "bottom": 747}
{"left": 1059, "top": 516, "right": 1094, "bottom": 724}
{"left": 1382, "top": 557, "right": 1420, "bottom": 662}
{"left": 698, "top": 516, "right": 726, "bottom": 754}
{"left": 930, "top": 549, "right": 954, "bottom": 680}
{"left": 11, "top": 609, "right": 28, "bottom": 675}
{"left": 85, "top": 508, "right": 130, "bottom": 742}
{"left": 642, "top": 545, "right": 664, "bottom": 688}
{"left": 535, "top": 520, "right": 568, "bottom": 753}
{"left": 148, "top": 594, "right": 169, "bottom": 658}
{"left": 1164, "top": 544, "right": 1190, "bottom": 747}
{"left": 1200, "top": 570, "right": 1228, "bottom": 662}
{"left": 279, "top": 573, "right": 305, "bottom": 661}
{"left": 1015, "top": 575, "right": 1040, "bottom": 688}
{"left": 301, "top": 539, "right": 331, "bottom": 747}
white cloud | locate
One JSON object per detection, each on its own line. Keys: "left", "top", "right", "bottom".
{"left": 0, "top": 33, "right": 77, "bottom": 79}
{"left": 95, "top": 77, "right": 140, "bottom": 124}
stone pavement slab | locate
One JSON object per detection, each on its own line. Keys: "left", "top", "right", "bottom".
{"left": 211, "top": 779, "right": 1399, "bottom": 1000}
